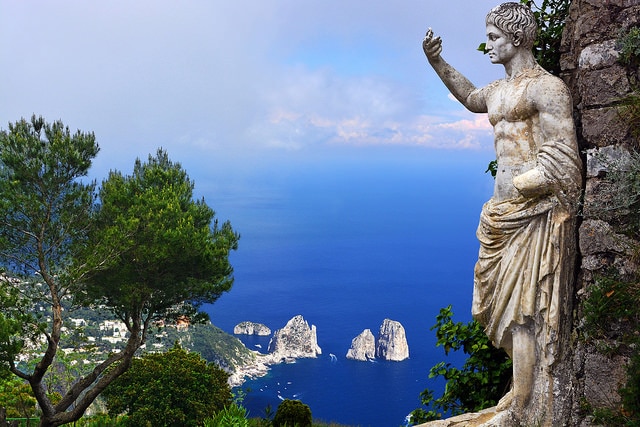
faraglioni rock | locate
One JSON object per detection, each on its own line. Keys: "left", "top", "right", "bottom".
{"left": 267, "top": 315, "right": 322, "bottom": 361}
{"left": 233, "top": 321, "right": 271, "bottom": 336}
{"left": 345, "top": 329, "right": 375, "bottom": 361}
{"left": 375, "top": 319, "right": 409, "bottom": 361}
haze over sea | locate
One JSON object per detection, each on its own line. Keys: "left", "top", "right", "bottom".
{"left": 206, "top": 148, "right": 494, "bottom": 427}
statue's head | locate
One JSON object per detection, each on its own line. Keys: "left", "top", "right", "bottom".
{"left": 486, "top": 2, "right": 537, "bottom": 49}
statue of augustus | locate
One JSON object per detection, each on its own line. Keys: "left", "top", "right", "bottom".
{"left": 423, "top": 3, "right": 582, "bottom": 425}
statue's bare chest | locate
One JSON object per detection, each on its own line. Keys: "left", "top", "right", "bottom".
{"left": 486, "top": 78, "right": 537, "bottom": 126}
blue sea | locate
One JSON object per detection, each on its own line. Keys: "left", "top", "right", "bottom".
{"left": 205, "top": 148, "right": 494, "bottom": 426}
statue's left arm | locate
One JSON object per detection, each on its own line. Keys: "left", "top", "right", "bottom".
{"left": 512, "top": 77, "right": 581, "bottom": 201}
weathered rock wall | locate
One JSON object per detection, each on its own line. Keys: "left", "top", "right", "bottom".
{"left": 560, "top": 1, "right": 640, "bottom": 425}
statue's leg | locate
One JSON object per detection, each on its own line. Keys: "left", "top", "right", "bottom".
{"left": 511, "top": 322, "right": 535, "bottom": 411}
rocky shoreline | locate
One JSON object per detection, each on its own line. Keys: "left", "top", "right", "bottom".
{"left": 228, "top": 315, "right": 321, "bottom": 386}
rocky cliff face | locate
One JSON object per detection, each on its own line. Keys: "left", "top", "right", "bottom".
{"left": 376, "top": 319, "right": 409, "bottom": 361}
{"left": 346, "top": 329, "right": 376, "bottom": 361}
{"left": 233, "top": 321, "right": 271, "bottom": 336}
{"left": 560, "top": 2, "right": 640, "bottom": 425}
{"left": 267, "top": 315, "right": 322, "bottom": 360}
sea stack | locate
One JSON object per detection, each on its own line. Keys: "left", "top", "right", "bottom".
{"left": 267, "top": 315, "right": 322, "bottom": 361}
{"left": 375, "top": 319, "right": 409, "bottom": 361}
{"left": 233, "top": 321, "right": 271, "bottom": 336}
{"left": 346, "top": 329, "right": 376, "bottom": 361}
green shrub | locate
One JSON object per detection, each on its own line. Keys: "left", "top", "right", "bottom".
{"left": 410, "top": 306, "right": 512, "bottom": 424}
{"left": 102, "top": 343, "right": 232, "bottom": 427}
{"left": 204, "top": 403, "right": 249, "bottom": 427}
{"left": 76, "top": 414, "right": 129, "bottom": 426}
{"left": 272, "top": 399, "right": 313, "bottom": 427}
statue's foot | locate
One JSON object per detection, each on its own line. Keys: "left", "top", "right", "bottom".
{"left": 496, "top": 391, "right": 513, "bottom": 412}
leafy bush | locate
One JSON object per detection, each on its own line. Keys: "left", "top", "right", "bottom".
{"left": 102, "top": 343, "right": 232, "bottom": 427}
{"left": 272, "top": 399, "right": 313, "bottom": 427}
{"left": 0, "top": 376, "right": 36, "bottom": 419}
{"left": 75, "top": 414, "right": 129, "bottom": 426}
{"left": 410, "top": 306, "right": 512, "bottom": 424}
{"left": 204, "top": 403, "right": 249, "bottom": 427}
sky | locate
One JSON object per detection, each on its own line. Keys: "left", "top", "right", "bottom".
{"left": 1, "top": 0, "right": 503, "bottom": 188}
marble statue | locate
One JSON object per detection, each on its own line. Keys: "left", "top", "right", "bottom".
{"left": 423, "top": 3, "right": 582, "bottom": 425}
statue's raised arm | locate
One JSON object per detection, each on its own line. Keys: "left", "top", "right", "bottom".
{"left": 422, "top": 28, "right": 487, "bottom": 113}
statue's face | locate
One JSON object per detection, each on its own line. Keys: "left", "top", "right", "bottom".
{"left": 485, "top": 24, "right": 516, "bottom": 65}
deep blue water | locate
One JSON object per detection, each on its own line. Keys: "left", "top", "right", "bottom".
{"left": 205, "top": 149, "right": 494, "bottom": 426}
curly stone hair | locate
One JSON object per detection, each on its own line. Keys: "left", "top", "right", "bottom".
{"left": 486, "top": 2, "right": 537, "bottom": 49}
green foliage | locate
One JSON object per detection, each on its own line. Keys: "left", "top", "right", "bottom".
{"left": 0, "top": 115, "right": 98, "bottom": 283}
{"left": 410, "top": 306, "right": 512, "bottom": 424}
{"left": 620, "top": 350, "right": 640, "bottom": 424}
{"left": 478, "top": 1, "right": 570, "bottom": 74}
{"left": 164, "top": 323, "right": 256, "bottom": 371}
{"left": 485, "top": 160, "right": 497, "bottom": 178}
{"left": 582, "top": 270, "right": 640, "bottom": 347}
{"left": 618, "top": 26, "right": 640, "bottom": 68}
{"left": 520, "top": 0, "right": 571, "bottom": 75}
{"left": 69, "top": 414, "right": 128, "bottom": 426}
{"left": 78, "top": 148, "right": 239, "bottom": 326}
{"left": 618, "top": 92, "right": 640, "bottom": 143}
{"left": 248, "top": 403, "right": 275, "bottom": 427}
{"left": 204, "top": 403, "right": 250, "bottom": 427}
{"left": 0, "top": 279, "right": 35, "bottom": 372}
{"left": 249, "top": 419, "right": 355, "bottom": 427}
{"left": 0, "top": 116, "right": 98, "bottom": 352}
{"left": 0, "top": 376, "right": 36, "bottom": 419}
{"left": 272, "top": 399, "right": 313, "bottom": 427}
{"left": 0, "top": 115, "right": 102, "bottom": 424}
{"left": 0, "top": 119, "right": 239, "bottom": 426}
{"left": 103, "top": 343, "right": 233, "bottom": 427}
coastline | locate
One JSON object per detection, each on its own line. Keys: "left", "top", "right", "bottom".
{"left": 228, "top": 351, "right": 272, "bottom": 387}
{"left": 229, "top": 351, "right": 306, "bottom": 387}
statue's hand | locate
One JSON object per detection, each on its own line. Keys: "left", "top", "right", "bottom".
{"left": 513, "top": 168, "right": 551, "bottom": 198}
{"left": 423, "top": 28, "right": 442, "bottom": 62}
